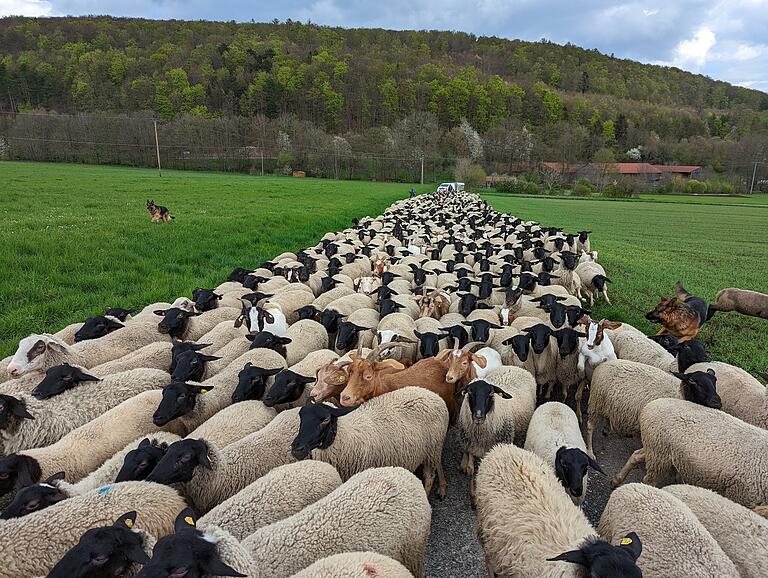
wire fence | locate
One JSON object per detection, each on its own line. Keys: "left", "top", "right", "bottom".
{"left": 0, "top": 111, "right": 766, "bottom": 191}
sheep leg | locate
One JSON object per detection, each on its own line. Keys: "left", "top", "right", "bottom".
{"left": 643, "top": 449, "right": 676, "bottom": 487}
{"left": 470, "top": 473, "right": 477, "bottom": 508}
{"left": 560, "top": 382, "right": 569, "bottom": 404}
{"left": 436, "top": 462, "right": 447, "bottom": 500}
{"left": 589, "top": 291, "right": 595, "bottom": 307}
{"left": 575, "top": 382, "right": 586, "bottom": 424}
{"left": 544, "top": 382, "right": 555, "bottom": 400}
{"left": 602, "top": 289, "right": 611, "bottom": 304}
{"left": 611, "top": 448, "right": 645, "bottom": 488}
{"left": 423, "top": 463, "right": 435, "bottom": 498}
{"left": 586, "top": 416, "right": 596, "bottom": 458}
{"left": 465, "top": 454, "right": 475, "bottom": 477}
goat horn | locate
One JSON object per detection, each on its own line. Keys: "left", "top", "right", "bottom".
{"left": 461, "top": 341, "right": 485, "bottom": 354}
{"left": 356, "top": 342, "right": 363, "bottom": 359}
{"left": 366, "top": 341, "right": 403, "bottom": 362}
{"left": 335, "top": 359, "right": 353, "bottom": 368}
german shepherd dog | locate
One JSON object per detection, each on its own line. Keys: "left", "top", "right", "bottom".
{"left": 645, "top": 281, "right": 715, "bottom": 341}
{"left": 147, "top": 199, "right": 175, "bottom": 223}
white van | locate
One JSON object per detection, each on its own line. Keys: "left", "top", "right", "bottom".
{"left": 436, "top": 182, "right": 465, "bottom": 193}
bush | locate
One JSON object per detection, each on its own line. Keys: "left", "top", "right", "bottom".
{"left": 495, "top": 177, "right": 541, "bottom": 195}
{"left": 572, "top": 178, "right": 594, "bottom": 197}
{"left": 455, "top": 158, "right": 486, "bottom": 189}
{"left": 706, "top": 180, "right": 735, "bottom": 194}
{"left": 601, "top": 184, "right": 633, "bottom": 198}
{"left": 685, "top": 179, "right": 709, "bottom": 194}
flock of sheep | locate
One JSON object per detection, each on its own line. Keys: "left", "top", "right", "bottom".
{"left": 0, "top": 191, "right": 766, "bottom": 577}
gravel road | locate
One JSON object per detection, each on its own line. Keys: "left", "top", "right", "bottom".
{"left": 425, "top": 397, "right": 646, "bottom": 577}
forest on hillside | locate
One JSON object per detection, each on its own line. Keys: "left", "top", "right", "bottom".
{"left": 1, "top": 16, "right": 767, "bottom": 182}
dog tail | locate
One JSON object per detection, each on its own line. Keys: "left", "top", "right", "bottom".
{"left": 705, "top": 304, "right": 718, "bottom": 320}
{"left": 674, "top": 281, "right": 690, "bottom": 299}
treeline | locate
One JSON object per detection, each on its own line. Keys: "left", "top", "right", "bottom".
{"left": 0, "top": 16, "right": 767, "bottom": 173}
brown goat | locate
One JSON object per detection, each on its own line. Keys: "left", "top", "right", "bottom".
{"left": 339, "top": 343, "right": 458, "bottom": 422}
{"left": 308, "top": 362, "right": 350, "bottom": 403}
{"left": 436, "top": 342, "right": 487, "bottom": 388}
{"left": 414, "top": 288, "right": 451, "bottom": 319}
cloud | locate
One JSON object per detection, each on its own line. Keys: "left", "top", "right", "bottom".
{"left": 0, "top": 0, "right": 53, "bottom": 16}
{"left": 672, "top": 26, "right": 716, "bottom": 69}
{"left": 642, "top": 9, "right": 659, "bottom": 16}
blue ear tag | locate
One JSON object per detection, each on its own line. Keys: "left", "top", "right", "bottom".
{"left": 97, "top": 485, "right": 113, "bottom": 495}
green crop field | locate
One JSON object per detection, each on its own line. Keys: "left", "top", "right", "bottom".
{"left": 1, "top": 161, "right": 765, "bottom": 375}
{"left": 481, "top": 194, "right": 768, "bottom": 374}
{"left": 0, "top": 161, "right": 428, "bottom": 357}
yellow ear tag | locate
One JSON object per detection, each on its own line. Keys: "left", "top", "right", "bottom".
{"left": 124, "top": 518, "right": 134, "bottom": 528}
{"left": 338, "top": 375, "right": 346, "bottom": 383}
{"left": 184, "top": 516, "right": 195, "bottom": 526}
{"left": 200, "top": 389, "right": 208, "bottom": 394}
{"left": 620, "top": 537, "right": 633, "bottom": 546}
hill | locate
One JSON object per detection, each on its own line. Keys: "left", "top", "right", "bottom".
{"left": 1, "top": 16, "right": 767, "bottom": 176}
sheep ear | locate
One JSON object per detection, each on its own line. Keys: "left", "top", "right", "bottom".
{"left": 619, "top": 532, "right": 643, "bottom": 560}
{"left": 153, "top": 309, "right": 168, "bottom": 316}
{"left": 199, "top": 355, "right": 222, "bottom": 362}
{"left": 175, "top": 508, "right": 198, "bottom": 532}
{"left": 74, "top": 368, "right": 100, "bottom": 382}
{"left": 46, "top": 471, "right": 66, "bottom": 485}
{"left": 706, "top": 368, "right": 716, "bottom": 376}
{"left": 192, "top": 441, "right": 212, "bottom": 470}
{"left": 493, "top": 386, "right": 512, "bottom": 399}
{"left": 7, "top": 396, "right": 34, "bottom": 420}
{"left": 672, "top": 371, "right": 686, "bottom": 380}
{"left": 588, "top": 455, "right": 606, "bottom": 475}
{"left": 115, "top": 511, "right": 138, "bottom": 529}
{"left": 202, "top": 558, "right": 247, "bottom": 578}
{"left": 547, "top": 548, "right": 588, "bottom": 566}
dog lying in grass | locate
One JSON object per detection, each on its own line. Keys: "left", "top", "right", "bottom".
{"left": 147, "top": 199, "right": 175, "bottom": 223}
{"left": 645, "top": 281, "right": 715, "bottom": 341}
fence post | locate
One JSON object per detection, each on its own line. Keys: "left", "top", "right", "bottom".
{"left": 153, "top": 120, "right": 162, "bottom": 177}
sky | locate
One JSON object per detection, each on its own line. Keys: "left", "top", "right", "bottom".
{"left": 2, "top": 0, "right": 767, "bottom": 92}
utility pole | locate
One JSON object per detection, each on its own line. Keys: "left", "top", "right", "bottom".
{"left": 748, "top": 161, "right": 758, "bottom": 195}
{"left": 153, "top": 120, "right": 162, "bottom": 177}
{"left": 420, "top": 156, "right": 424, "bottom": 185}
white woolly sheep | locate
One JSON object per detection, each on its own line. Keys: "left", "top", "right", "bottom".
{"left": 180, "top": 306, "right": 240, "bottom": 341}
{"left": 186, "top": 400, "right": 276, "bottom": 448}
{"left": 606, "top": 324, "right": 677, "bottom": 373}
{"left": 598, "top": 483, "right": 738, "bottom": 578}
{"left": 334, "top": 308, "right": 379, "bottom": 354}
{"left": 574, "top": 260, "right": 611, "bottom": 305}
{"left": 199, "top": 460, "right": 342, "bottom": 540}
{"left": 265, "top": 290, "right": 315, "bottom": 325}
{"left": 711, "top": 287, "right": 768, "bottom": 319}
{"left": 241, "top": 467, "right": 430, "bottom": 577}
{"left": 477, "top": 366, "right": 536, "bottom": 444}
{"left": 0, "top": 367, "right": 169, "bottom": 455}
{"left": 475, "top": 444, "right": 642, "bottom": 578}
{"left": 686, "top": 361, "right": 767, "bottom": 429}
{"left": 631, "top": 397, "right": 768, "bottom": 507}
{"left": 0, "top": 389, "right": 186, "bottom": 494}
{"left": 262, "top": 348, "right": 340, "bottom": 410}
{"left": 147, "top": 407, "right": 301, "bottom": 512}
{"left": 58, "top": 431, "right": 182, "bottom": 496}
{"left": 0, "top": 481, "right": 186, "bottom": 578}
{"left": 586, "top": 359, "right": 681, "bottom": 456}
{"left": 196, "top": 319, "right": 248, "bottom": 351}
{"left": 311, "top": 285, "right": 355, "bottom": 310}
{"left": 524, "top": 402, "right": 603, "bottom": 505}
{"left": 89, "top": 341, "right": 173, "bottom": 376}
{"left": 664, "top": 484, "right": 768, "bottom": 578}
{"left": 292, "top": 387, "right": 448, "bottom": 498}
{"left": 53, "top": 321, "right": 85, "bottom": 345}
{"left": 291, "top": 552, "right": 414, "bottom": 578}
{"left": 166, "top": 347, "right": 287, "bottom": 433}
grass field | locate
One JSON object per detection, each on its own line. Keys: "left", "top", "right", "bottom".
{"left": 481, "top": 194, "right": 768, "bottom": 374}
{"left": 639, "top": 193, "right": 768, "bottom": 206}
{"left": 1, "top": 161, "right": 765, "bottom": 375}
{"left": 0, "top": 161, "right": 429, "bottom": 356}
